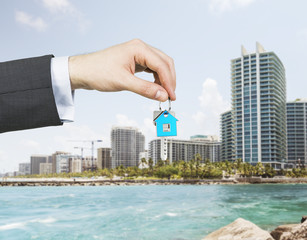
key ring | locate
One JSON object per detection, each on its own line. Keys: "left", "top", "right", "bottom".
{"left": 159, "top": 98, "right": 171, "bottom": 111}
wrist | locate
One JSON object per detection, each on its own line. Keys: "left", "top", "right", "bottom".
{"left": 68, "top": 55, "right": 90, "bottom": 90}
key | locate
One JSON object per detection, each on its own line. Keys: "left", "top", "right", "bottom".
{"left": 153, "top": 99, "right": 178, "bottom": 137}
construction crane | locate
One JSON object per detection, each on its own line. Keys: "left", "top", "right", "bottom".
{"left": 68, "top": 140, "right": 103, "bottom": 171}
{"left": 73, "top": 146, "right": 92, "bottom": 158}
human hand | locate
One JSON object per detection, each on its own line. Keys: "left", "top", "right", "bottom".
{"left": 68, "top": 39, "right": 176, "bottom": 102}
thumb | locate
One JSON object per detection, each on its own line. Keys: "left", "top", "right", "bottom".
{"left": 127, "top": 75, "right": 169, "bottom": 102}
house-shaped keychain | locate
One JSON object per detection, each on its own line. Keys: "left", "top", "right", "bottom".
{"left": 153, "top": 100, "right": 178, "bottom": 137}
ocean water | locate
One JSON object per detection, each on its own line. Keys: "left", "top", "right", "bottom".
{"left": 0, "top": 184, "right": 306, "bottom": 240}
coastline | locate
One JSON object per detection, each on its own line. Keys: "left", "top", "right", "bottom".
{"left": 1, "top": 177, "right": 307, "bottom": 187}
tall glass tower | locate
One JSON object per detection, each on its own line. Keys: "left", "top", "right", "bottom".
{"left": 221, "top": 110, "right": 234, "bottom": 162}
{"left": 231, "top": 43, "right": 287, "bottom": 164}
{"left": 287, "top": 99, "right": 307, "bottom": 165}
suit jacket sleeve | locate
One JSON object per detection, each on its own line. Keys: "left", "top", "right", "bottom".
{"left": 0, "top": 55, "right": 63, "bottom": 133}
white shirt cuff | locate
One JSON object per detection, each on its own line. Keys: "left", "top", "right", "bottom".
{"left": 50, "top": 56, "right": 74, "bottom": 122}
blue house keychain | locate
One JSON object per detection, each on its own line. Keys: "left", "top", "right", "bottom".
{"left": 153, "top": 99, "right": 178, "bottom": 137}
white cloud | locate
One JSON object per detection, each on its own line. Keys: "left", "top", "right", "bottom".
{"left": 192, "top": 78, "right": 230, "bottom": 135}
{"left": 21, "top": 140, "right": 40, "bottom": 149}
{"left": 115, "top": 114, "right": 138, "bottom": 127}
{"left": 15, "top": 11, "right": 47, "bottom": 32}
{"left": 42, "top": 0, "right": 72, "bottom": 13}
{"left": 192, "top": 111, "right": 206, "bottom": 125}
{"left": 42, "top": 0, "right": 90, "bottom": 33}
{"left": 209, "top": 0, "right": 255, "bottom": 14}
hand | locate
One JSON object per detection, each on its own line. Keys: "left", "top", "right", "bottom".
{"left": 68, "top": 39, "right": 176, "bottom": 102}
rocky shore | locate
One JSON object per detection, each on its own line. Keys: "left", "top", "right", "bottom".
{"left": 1, "top": 177, "right": 307, "bottom": 187}
{"left": 203, "top": 216, "right": 307, "bottom": 240}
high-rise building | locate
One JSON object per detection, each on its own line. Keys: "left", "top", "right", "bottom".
{"left": 19, "top": 163, "right": 31, "bottom": 175}
{"left": 51, "top": 151, "right": 69, "bottom": 173}
{"left": 97, "top": 148, "right": 112, "bottom": 169}
{"left": 82, "top": 156, "right": 97, "bottom": 171}
{"left": 39, "top": 163, "right": 52, "bottom": 174}
{"left": 231, "top": 43, "right": 287, "bottom": 165}
{"left": 111, "top": 127, "right": 145, "bottom": 168}
{"left": 69, "top": 158, "right": 82, "bottom": 173}
{"left": 221, "top": 110, "right": 234, "bottom": 162}
{"left": 287, "top": 99, "right": 307, "bottom": 165}
{"left": 30, "top": 155, "right": 50, "bottom": 175}
{"left": 56, "top": 154, "right": 80, "bottom": 173}
{"left": 148, "top": 137, "right": 221, "bottom": 164}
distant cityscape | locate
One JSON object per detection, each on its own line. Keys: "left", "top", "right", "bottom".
{"left": 4, "top": 127, "right": 221, "bottom": 177}
{"left": 2, "top": 43, "right": 307, "bottom": 177}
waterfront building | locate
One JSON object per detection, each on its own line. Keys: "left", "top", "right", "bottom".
{"left": 220, "top": 110, "right": 235, "bottom": 162}
{"left": 39, "top": 163, "right": 52, "bottom": 174}
{"left": 56, "top": 154, "right": 80, "bottom": 173}
{"left": 69, "top": 158, "right": 82, "bottom": 173}
{"left": 19, "top": 163, "right": 31, "bottom": 175}
{"left": 30, "top": 155, "right": 50, "bottom": 175}
{"left": 82, "top": 156, "right": 97, "bottom": 171}
{"left": 111, "top": 127, "right": 145, "bottom": 168}
{"left": 51, "top": 151, "right": 70, "bottom": 173}
{"left": 231, "top": 43, "right": 287, "bottom": 165}
{"left": 287, "top": 99, "right": 307, "bottom": 165}
{"left": 97, "top": 148, "right": 112, "bottom": 169}
{"left": 148, "top": 137, "right": 221, "bottom": 164}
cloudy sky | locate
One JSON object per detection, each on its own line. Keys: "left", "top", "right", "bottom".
{"left": 1, "top": 0, "right": 307, "bottom": 172}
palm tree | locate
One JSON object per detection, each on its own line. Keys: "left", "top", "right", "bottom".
{"left": 194, "top": 153, "right": 202, "bottom": 178}
{"left": 180, "top": 161, "right": 188, "bottom": 179}
{"left": 157, "top": 159, "right": 164, "bottom": 168}
{"left": 148, "top": 158, "right": 154, "bottom": 175}
{"left": 189, "top": 159, "right": 195, "bottom": 178}
{"left": 139, "top": 158, "right": 148, "bottom": 169}
{"left": 255, "top": 162, "right": 264, "bottom": 176}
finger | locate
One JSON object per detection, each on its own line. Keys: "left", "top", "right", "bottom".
{"left": 144, "top": 46, "right": 176, "bottom": 100}
{"left": 133, "top": 41, "right": 176, "bottom": 101}
{"left": 127, "top": 75, "right": 169, "bottom": 102}
{"left": 148, "top": 45, "right": 176, "bottom": 91}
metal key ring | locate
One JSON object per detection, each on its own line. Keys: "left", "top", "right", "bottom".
{"left": 159, "top": 98, "right": 171, "bottom": 111}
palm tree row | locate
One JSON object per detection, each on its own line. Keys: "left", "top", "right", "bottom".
{"left": 19, "top": 155, "right": 307, "bottom": 179}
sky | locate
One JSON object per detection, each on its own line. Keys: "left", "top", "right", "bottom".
{"left": 1, "top": 0, "right": 307, "bottom": 173}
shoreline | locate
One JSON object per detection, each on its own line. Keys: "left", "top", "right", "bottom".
{"left": 1, "top": 177, "right": 307, "bottom": 187}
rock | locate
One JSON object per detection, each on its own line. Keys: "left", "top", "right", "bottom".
{"left": 270, "top": 224, "right": 299, "bottom": 240}
{"left": 270, "top": 220, "right": 307, "bottom": 240}
{"left": 301, "top": 216, "right": 307, "bottom": 224}
{"left": 203, "top": 218, "right": 273, "bottom": 240}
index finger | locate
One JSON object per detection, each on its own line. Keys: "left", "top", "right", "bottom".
{"left": 131, "top": 40, "right": 176, "bottom": 101}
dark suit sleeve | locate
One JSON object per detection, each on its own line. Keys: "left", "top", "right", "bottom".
{"left": 0, "top": 55, "right": 63, "bottom": 133}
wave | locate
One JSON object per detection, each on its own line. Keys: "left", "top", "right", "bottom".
{"left": 0, "top": 217, "right": 56, "bottom": 231}
{"left": 166, "top": 212, "right": 178, "bottom": 217}
{"left": 0, "top": 222, "right": 26, "bottom": 231}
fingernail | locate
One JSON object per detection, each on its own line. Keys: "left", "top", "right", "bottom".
{"left": 155, "top": 90, "right": 168, "bottom": 101}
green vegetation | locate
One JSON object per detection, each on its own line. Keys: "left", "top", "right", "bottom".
{"left": 16, "top": 157, "right": 307, "bottom": 179}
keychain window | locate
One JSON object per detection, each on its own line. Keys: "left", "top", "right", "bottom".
{"left": 163, "top": 124, "right": 171, "bottom": 132}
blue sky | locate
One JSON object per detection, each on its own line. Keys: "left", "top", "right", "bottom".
{"left": 1, "top": 0, "right": 307, "bottom": 172}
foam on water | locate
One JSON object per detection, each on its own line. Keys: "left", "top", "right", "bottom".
{"left": 0, "top": 217, "right": 56, "bottom": 231}
{"left": 165, "top": 212, "right": 178, "bottom": 217}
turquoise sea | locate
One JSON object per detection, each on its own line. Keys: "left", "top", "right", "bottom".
{"left": 0, "top": 184, "right": 306, "bottom": 240}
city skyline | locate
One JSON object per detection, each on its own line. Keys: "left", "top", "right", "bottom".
{"left": 2, "top": 0, "right": 307, "bottom": 172}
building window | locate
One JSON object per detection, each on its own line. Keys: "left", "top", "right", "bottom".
{"left": 163, "top": 124, "right": 171, "bottom": 132}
